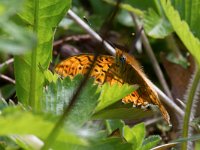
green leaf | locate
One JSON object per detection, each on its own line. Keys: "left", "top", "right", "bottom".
{"left": 92, "top": 106, "right": 154, "bottom": 120}
{"left": 95, "top": 83, "right": 138, "bottom": 112}
{"left": 170, "top": 0, "right": 200, "bottom": 40}
{"left": 103, "top": 0, "right": 144, "bottom": 17}
{"left": 117, "top": 10, "right": 134, "bottom": 27}
{"left": 87, "top": 138, "right": 132, "bottom": 150}
{"left": 0, "top": 107, "right": 88, "bottom": 147}
{"left": 123, "top": 125, "right": 137, "bottom": 147}
{"left": 166, "top": 53, "right": 189, "bottom": 69}
{"left": 0, "top": 84, "right": 15, "bottom": 100}
{"left": 195, "top": 140, "right": 200, "bottom": 150}
{"left": 43, "top": 69, "right": 59, "bottom": 83}
{"left": 0, "top": 98, "right": 9, "bottom": 110}
{"left": 105, "top": 120, "right": 125, "bottom": 135}
{"left": 173, "top": 134, "right": 200, "bottom": 143}
{"left": 0, "top": 0, "right": 36, "bottom": 54}
{"left": 124, "top": 0, "right": 157, "bottom": 11}
{"left": 123, "top": 123, "right": 146, "bottom": 149}
{"left": 42, "top": 75, "right": 100, "bottom": 127}
{"left": 132, "top": 123, "right": 146, "bottom": 149}
{"left": 14, "top": 0, "right": 72, "bottom": 110}
{"left": 160, "top": 0, "right": 200, "bottom": 67}
{"left": 0, "top": 21, "right": 36, "bottom": 54}
{"left": 0, "top": 0, "right": 23, "bottom": 18}
{"left": 90, "top": 0, "right": 112, "bottom": 17}
{"left": 0, "top": 136, "right": 20, "bottom": 150}
{"left": 144, "top": 8, "right": 173, "bottom": 39}
{"left": 140, "top": 135, "right": 161, "bottom": 150}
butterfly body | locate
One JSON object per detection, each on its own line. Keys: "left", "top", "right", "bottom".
{"left": 55, "top": 49, "right": 170, "bottom": 124}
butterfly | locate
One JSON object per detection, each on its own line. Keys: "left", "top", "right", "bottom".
{"left": 55, "top": 48, "right": 170, "bottom": 124}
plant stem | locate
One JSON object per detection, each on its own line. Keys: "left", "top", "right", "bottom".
{"left": 182, "top": 67, "right": 200, "bottom": 150}
{"left": 29, "top": 0, "right": 39, "bottom": 110}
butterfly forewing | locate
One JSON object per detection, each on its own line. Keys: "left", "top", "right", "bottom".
{"left": 55, "top": 55, "right": 115, "bottom": 84}
{"left": 55, "top": 50, "right": 170, "bottom": 124}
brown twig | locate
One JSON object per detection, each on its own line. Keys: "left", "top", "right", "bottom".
{"left": 0, "top": 58, "right": 14, "bottom": 69}
{"left": 67, "top": 9, "right": 116, "bottom": 55}
{"left": 130, "top": 13, "right": 173, "bottom": 100}
{"left": 53, "top": 34, "right": 91, "bottom": 47}
{"left": 0, "top": 74, "right": 15, "bottom": 84}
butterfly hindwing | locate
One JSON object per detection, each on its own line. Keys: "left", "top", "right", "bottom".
{"left": 116, "top": 49, "right": 170, "bottom": 124}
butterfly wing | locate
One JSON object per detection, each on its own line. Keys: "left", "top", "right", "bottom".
{"left": 55, "top": 54, "right": 141, "bottom": 101}
{"left": 55, "top": 53, "right": 170, "bottom": 124}
{"left": 116, "top": 49, "right": 170, "bottom": 124}
{"left": 55, "top": 54, "right": 118, "bottom": 84}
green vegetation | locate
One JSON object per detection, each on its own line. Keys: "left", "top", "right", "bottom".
{"left": 1, "top": 0, "right": 200, "bottom": 149}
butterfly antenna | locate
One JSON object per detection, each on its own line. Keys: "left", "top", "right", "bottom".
{"left": 83, "top": 16, "right": 92, "bottom": 27}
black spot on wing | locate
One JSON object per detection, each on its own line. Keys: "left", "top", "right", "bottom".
{"left": 131, "top": 93, "right": 136, "bottom": 97}
{"left": 96, "top": 78, "right": 102, "bottom": 83}
{"left": 94, "top": 68, "right": 98, "bottom": 72}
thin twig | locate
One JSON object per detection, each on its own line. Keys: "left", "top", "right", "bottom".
{"left": 144, "top": 117, "right": 162, "bottom": 126}
{"left": 153, "top": 84, "right": 184, "bottom": 117}
{"left": 0, "top": 58, "right": 14, "bottom": 69}
{"left": 176, "top": 98, "right": 186, "bottom": 109}
{"left": 0, "top": 74, "right": 16, "bottom": 84}
{"left": 151, "top": 142, "right": 178, "bottom": 150}
{"left": 130, "top": 13, "right": 173, "bottom": 100}
{"left": 53, "top": 34, "right": 91, "bottom": 47}
{"left": 67, "top": 9, "right": 116, "bottom": 55}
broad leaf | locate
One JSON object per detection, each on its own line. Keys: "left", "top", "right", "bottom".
{"left": 144, "top": 8, "right": 173, "bottom": 38}
{"left": 123, "top": 0, "right": 157, "bottom": 11}
{"left": 43, "top": 69, "right": 59, "bottom": 83}
{"left": 0, "top": 84, "right": 15, "bottom": 100}
{"left": 123, "top": 125, "right": 137, "bottom": 147}
{"left": 140, "top": 135, "right": 161, "bottom": 150}
{"left": 95, "top": 83, "right": 138, "bottom": 112}
{"left": 0, "top": 107, "right": 88, "bottom": 147}
{"left": 93, "top": 106, "right": 154, "bottom": 120}
{"left": 132, "top": 123, "right": 146, "bottom": 148}
{"left": 0, "top": 0, "right": 35, "bottom": 54}
{"left": 86, "top": 138, "right": 132, "bottom": 150}
{"left": 160, "top": 0, "right": 200, "bottom": 67}
{"left": 123, "top": 123, "right": 146, "bottom": 149}
{"left": 103, "top": 0, "right": 144, "bottom": 17}
{"left": 171, "top": 0, "right": 200, "bottom": 39}
{"left": 14, "top": 0, "right": 71, "bottom": 110}
{"left": 105, "top": 119, "right": 125, "bottom": 135}
{"left": 42, "top": 75, "right": 100, "bottom": 127}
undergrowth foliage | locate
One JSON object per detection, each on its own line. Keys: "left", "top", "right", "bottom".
{"left": 0, "top": 75, "right": 161, "bottom": 149}
{"left": 1, "top": 0, "right": 200, "bottom": 149}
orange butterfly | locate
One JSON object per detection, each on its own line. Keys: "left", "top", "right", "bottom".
{"left": 55, "top": 48, "right": 170, "bottom": 124}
